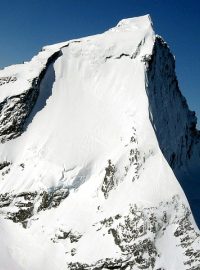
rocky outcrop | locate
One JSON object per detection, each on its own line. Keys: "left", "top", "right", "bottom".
{"left": 51, "top": 229, "right": 82, "bottom": 243}
{"left": 38, "top": 186, "right": 69, "bottom": 211}
{"left": 68, "top": 196, "right": 200, "bottom": 270}
{"left": 0, "top": 76, "right": 17, "bottom": 86}
{"left": 102, "top": 160, "right": 116, "bottom": 198}
{"left": 0, "top": 51, "right": 61, "bottom": 143}
{"left": 0, "top": 186, "right": 69, "bottom": 227}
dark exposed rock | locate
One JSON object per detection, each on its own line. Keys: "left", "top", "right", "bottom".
{"left": 123, "top": 129, "right": 141, "bottom": 181}
{"left": 7, "top": 206, "right": 34, "bottom": 223}
{"left": 145, "top": 36, "right": 200, "bottom": 170}
{"left": 16, "top": 191, "right": 37, "bottom": 200}
{"left": 105, "top": 39, "right": 144, "bottom": 62}
{"left": 0, "top": 51, "right": 61, "bottom": 143}
{"left": 68, "top": 257, "right": 133, "bottom": 270}
{"left": 174, "top": 209, "right": 200, "bottom": 269}
{"left": 145, "top": 35, "right": 200, "bottom": 226}
{"left": 68, "top": 196, "right": 200, "bottom": 270}
{"left": 102, "top": 160, "right": 116, "bottom": 198}
{"left": 0, "top": 186, "right": 69, "bottom": 227}
{"left": 0, "top": 193, "right": 12, "bottom": 208}
{"left": 0, "top": 76, "right": 17, "bottom": 86}
{"left": 38, "top": 186, "right": 69, "bottom": 211}
{"left": 0, "top": 161, "right": 11, "bottom": 170}
{"left": 51, "top": 229, "right": 82, "bottom": 244}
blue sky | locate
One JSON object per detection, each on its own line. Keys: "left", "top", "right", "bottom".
{"left": 0, "top": 0, "right": 199, "bottom": 125}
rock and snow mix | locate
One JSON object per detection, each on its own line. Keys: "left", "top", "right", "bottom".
{"left": 0, "top": 15, "right": 199, "bottom": 270}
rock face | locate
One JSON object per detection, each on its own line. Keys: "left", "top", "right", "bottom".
{"left": 146, "top": 36, "right": 200, "bottom": 170}
{"left": 0, "top": 51, "right": 61, "bottom": 143}
{"left": 145, "top": 36, "right": 200, "bottom": 225}
{"left": 0, "top": 186, "right": 69, "bottom": 228}
{"left": 0, "top": 15, "right": 199, "bottom": 270}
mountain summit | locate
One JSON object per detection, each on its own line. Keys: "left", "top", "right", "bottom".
{"left": 0, "top": 15, "right": 199, "bottom": 269}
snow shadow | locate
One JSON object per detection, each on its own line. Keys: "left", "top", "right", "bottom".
{"left": 24, "top": 53, "right": 61, "bottom": 129}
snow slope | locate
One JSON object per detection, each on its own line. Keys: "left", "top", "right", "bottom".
{"left": 0, "top": 15, "right": 199, "bottom": 269}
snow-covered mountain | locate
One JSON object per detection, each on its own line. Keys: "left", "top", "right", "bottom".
{"left": 0, "top": 15, "right": 199, "bottom": 270}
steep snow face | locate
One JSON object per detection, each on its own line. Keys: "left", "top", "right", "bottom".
{"left": 0, "top": 15, "right": 199, "bottom": 270}
{"left": 0, "top": 14, "right": 156, "bottom": 193}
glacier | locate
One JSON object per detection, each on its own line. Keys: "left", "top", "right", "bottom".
{"left": 0, "top": 15, "right": 199, "bottom": 269}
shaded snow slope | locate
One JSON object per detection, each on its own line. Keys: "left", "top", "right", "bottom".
{"left": 0, "top": 15, "right": 199, "bottom": 270}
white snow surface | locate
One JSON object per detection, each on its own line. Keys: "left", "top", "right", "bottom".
{"left": 0, "top": 15, "right": 199, "bottom": 269}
